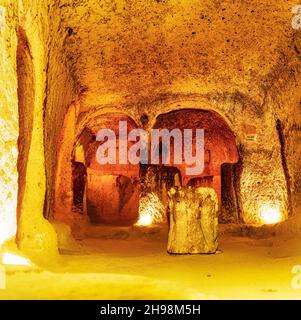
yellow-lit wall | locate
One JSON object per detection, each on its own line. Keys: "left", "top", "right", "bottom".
{"left": 0, "top": 0, "right": 301, "bottom": 256}
{"left": 0, "top": 0, "right": 57, "bottom": 260}
{"left": 0, "top": 0, "right": 18, "bottom": 245}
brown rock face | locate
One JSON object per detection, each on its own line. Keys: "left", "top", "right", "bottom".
{"left": 167, "top": 187, "right": 218, "bottom": 254}
{"left": 153, "top": 109, "right": 239, "bottom": 204}
{"left": 87, "top": 174, "right": 139, "bottom": 225}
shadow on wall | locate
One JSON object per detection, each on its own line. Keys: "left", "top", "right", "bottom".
{"left": 16, "top": 27, "right": 34, "bottom": 236}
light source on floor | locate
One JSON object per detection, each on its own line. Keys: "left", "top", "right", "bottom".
{"left": 2, "top": 253, "right": 31, "bottom": 266}
{"left": 259, "top": 203, "right": 283, "bottom": 225}
{"left": 136, "top": 193, "right": 165, "bottom": 226}
{"left": 0, "top": 121, "right": 18, "bottom": 247}
{"left": 136, "top": 211, "right": 153, "bottom": 226}
{"left": 0, "top": 193, "right": 17, "bottom": 247}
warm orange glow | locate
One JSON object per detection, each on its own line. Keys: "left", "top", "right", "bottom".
{"left": 136, "top": 212, "right": 153, "bottom": 226}
{"left": 259, "top": 204, "right": 284, "bottom": 225}
{"left": 136, "top": 193, "right": 165, "bottom": 226}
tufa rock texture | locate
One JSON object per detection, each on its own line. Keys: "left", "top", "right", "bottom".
{"left": 0, "top": 0, "right": 301, "bottom": 254}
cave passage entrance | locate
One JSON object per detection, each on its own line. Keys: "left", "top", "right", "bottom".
{"left": 73, "top": 113, "right": 140, "bottom": 226}
{"left": 70, "top": 109, "right": 240, "bottom": 227}
{"left": 145, "top": 109, "right": 240, "bottom": 223}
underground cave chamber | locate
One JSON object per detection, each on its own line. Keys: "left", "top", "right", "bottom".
{"left": 15, "top": 35, "right": 295, "bottom": 246}
{"left": 0, "top": 0, "right": 300, "bottom": 264}
{"left": 48, "top": 107, "right": 288, "bottom": 234}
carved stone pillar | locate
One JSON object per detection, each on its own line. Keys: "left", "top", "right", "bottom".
{"left": 167, "top": 186, "right": 218, "bottom": 254}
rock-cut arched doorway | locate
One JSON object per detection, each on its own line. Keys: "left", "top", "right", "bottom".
{"left": 72, "top": 113, "right": 140, "bottom": 226}
{"left": 142, "top": 108, "right": 240, "bottom": 223}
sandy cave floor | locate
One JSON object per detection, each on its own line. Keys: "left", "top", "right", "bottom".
{"left": 1, "top": 226, "right": 301, "bottom": 300}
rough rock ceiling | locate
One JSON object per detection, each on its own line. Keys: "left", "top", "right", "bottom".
{"left": 57, "top": 0, "right": 300, "bottom": 110}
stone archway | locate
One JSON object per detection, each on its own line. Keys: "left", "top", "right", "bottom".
{"left": 53, "top": 110, "right": 141, "bottom": 226}
{"left": 82, "top": 113, "right": 140, "bottom": 225}
{"left": 150, "top": 108, "right": 240, "bottom": 222}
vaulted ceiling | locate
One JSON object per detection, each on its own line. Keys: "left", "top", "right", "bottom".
{"left": 53, "top": 0, "right": 300, "bottom": 111}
